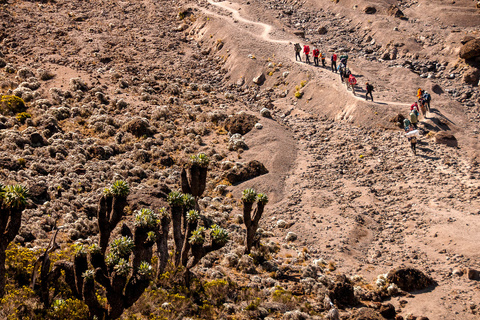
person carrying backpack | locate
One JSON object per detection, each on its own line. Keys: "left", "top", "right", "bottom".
{"left": 331, "top": 53, "right": 337, "bottom": 72}
{"left": 423, "top": 91, "right": 431, "bottom": 111}
{"left": 408, "top": 135, "right": 417, "bottom": 155}
{"left": 321, "top": 51, "right": 326, "bottom": 67}
{"left": 416, "top": 88, "right": 423, "bottom": 100}
{"left": 410, "top": 102, "right": 419, "bottom": 112}
{"left": 410, "top": 110, "right": 418, "bottom": 129}
{"left": 403, "top": 118, "right": 411, "bottom": 132}
{"left": 365, "top": 82, "right": 374, "bottom": 101}
{"left": 313, "top": 47, "right": 320, "bottom": 66}
{"left": 338, "top": 63, "right": 345, "bottom": 82}
{"left": 304, "top": 45, "right": 311, "bottom": 64}
{"left": 348, "top": 74, "right": 357, "bottom": 95}
{"left": 294, "top": 43, "right": 302, "bottom": 62}
{"left": 339, "top": 53, "right": 349, "bottom": 66}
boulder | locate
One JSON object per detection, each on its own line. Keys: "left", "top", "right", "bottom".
{"left": 467, "top": 268, "right": 479, "bottom": 280}
{"left": 285, "top": 232, "right": 297, "bottom": 241}
{"left": 461, "top": 35, "right": 476, "bottom": 45}
{"left": 223, "top": 113, "right": 259, "bottom": 135}
{"left": 127, "top": 184, "right": 171, "bottom": 211}
{"left": 317, "top": 26, "right": 328, "bottom": 35}
{"left": 379, "top": 303, "right": 396, "bottom": 319}
{"left": 459, "top": 39, "right": 480, "bottom": 60}
{"left": 434, "top": 132, "right": 458, "bottom": 147}
{"left": 386, "top": 267, "right": 434, "bottom": 292}
{"left": 29, "top": 132, "right": 47, "bottom": 147}
{"left": 329, "top": 274, "right": 357, "bottom": 307}
{"left": 253, "top": 73, "right": 266, "bottom": 85}
{"left": 27, "top": 183, "right": 50, "bottom": 205}
{"left": 224, "top": 160, "right": 268, "bottom": 184}
{"left": 363, "top": 6, "right": 377, "bottom": 14}
{"left": 387, "top": 5, "right": 405, "bottom": 18}
{"left": 463, "top": 67, "right": 480, "bottom": 84}
{"left": 260, "top": 108, "right": 271, "bottom": 118}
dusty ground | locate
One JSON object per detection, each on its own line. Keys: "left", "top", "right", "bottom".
{"left": 1, "top": 0, "right": 480, "bottom": 318}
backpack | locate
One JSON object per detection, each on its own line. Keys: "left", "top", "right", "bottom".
{"left": 367, "top": 84, "right": 374, "bottom": 92}
{"left": 424, "top": 92, "right": 431, "bottom": 101}
{"left": 295, "top": 43, "right": 301, "bottom": 52}
{"left": 410, "top": 112, "right": 418, "bottom": 123}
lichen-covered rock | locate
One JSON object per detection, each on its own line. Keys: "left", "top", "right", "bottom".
{"left": 349, "top": 307, "right": 384, "bottom": 320}
{"left": 386, "top": 267, "right": 434, "bottom": 292}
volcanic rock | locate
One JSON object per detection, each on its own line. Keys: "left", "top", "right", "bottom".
{"left": 459, "top": 39, "right": 480, "bottom": 60}
{"left": 386, "top": 268, "right": 434, "bottom": 292}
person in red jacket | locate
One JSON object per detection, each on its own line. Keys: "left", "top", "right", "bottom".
{"left": 313, "top": 47, "right": 320, "bottom": 66}
{"left": 303, "top": 45, "right": 311, "bottom": 64}
{"left": 331, "top": 53, "right": 337, "bottom": 72}
{"left": 348, "top": 74, "right": 357, "bottom": 95}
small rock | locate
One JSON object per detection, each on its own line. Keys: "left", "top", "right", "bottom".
{"left": 277, "top": 220, "right": 287, "bottom": 228}
{"left": 260, "top": 108, "right": 271, "bottom": 118}
{"left": 452, "top": 268, "right": 463, "bottom": 277}
{"left": 253, "top": 73, "right": 266, "bottom": 85}
{"left": 286, "top": 232, "right": 297, "bottom": 241}
{"left": 467, "top": 268, "right": 479, "bottom": 280}
{"left": 255, "top": 123, "right": 263, "bottom": 130}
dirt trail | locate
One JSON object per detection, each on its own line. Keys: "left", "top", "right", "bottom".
{"left": 205, "top": 0, "right": 413, "bottom": 108}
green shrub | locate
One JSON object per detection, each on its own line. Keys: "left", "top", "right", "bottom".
{"left": 0, "top": 95, "right": 26, "bottom": 115}
{"left": 47, "top": 298, "right": 89, "bottom": 320}
{"left": 15, "top": 112, "right": 31, "bottom": 124}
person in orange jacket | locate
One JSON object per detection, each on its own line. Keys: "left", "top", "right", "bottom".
{"left": 303, "top": 45, "right": 311, "bottom": 64}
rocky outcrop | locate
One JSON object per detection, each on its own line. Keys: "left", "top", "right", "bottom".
{"left": 459, "top": 39, "right": 480, "bottom": 60}
{"left": 224, "top": 113, "right": 259, "bottom": 135}
{"left": 386, "top": 268, "right": 434, "bottom": 292}
{"left": 224, "top": 160, "right": 268, "bottom": 184}
{"left": 435, "top": 132, "right": 458, "bottom": 147}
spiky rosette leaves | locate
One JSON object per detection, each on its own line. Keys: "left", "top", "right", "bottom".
{"left": 257, "top": 193, "right": 269, "bottom": 205}
{"left": 110, "top": 236, "right": 134, "bottom": 258}
{"left": 88, "top": 244, "right": 102, "bottom": 255}
{"left": 114, "top": 258, "right": 132, "bottom": 276}
{"left": 137, "top": 261, "right": 153, "bottom": 278}
{"left": 106, "top": 252, "right": 119, "bottom": 267}
{"left": 183, "top": 193, "right": 195, "bottom": 209}
{"left": 186, "top": 210, "right": 200, "bottom": 223}
{"left": 2, "top": 184, "right": 29, "bottom": 208}
{"left": 74, "top": 245, "right": 87, "bottom": 257}
{"left": 82, "top": 269, "right": 95, "bottom": 280}
{"left": 242, "top": 188, "right": 257, "bottom": 203}
{"left": 188, "top": 226, "right": 206, "bottom": 245}
{"left": 110, "top": 180, "right": 130, "bottom": 197}
{"left": 167, "top": 191, "right": 184, "bottom": 206}
{"left": 146, "top": 231, "right": 156, "bottom": 243}
{"left": 190, "top": 153, "right": 209, "bottom": 168}
{"left": 210, "top": 224, "right": 229, "bottom": 245}
{"left": 134, "top": 208, "right": 159, "bottom": 228}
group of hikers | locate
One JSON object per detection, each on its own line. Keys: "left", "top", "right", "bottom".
{"left": 293, "top": 43, "right": 435, "bottom": 156}
{"left": 294, "top": 43, "right": 374, "bottom": 101}
{"left": 403, "top": 88, "right": 432, "bottom": 155}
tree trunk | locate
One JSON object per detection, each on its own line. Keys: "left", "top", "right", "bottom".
{"left": 171, "top": 205, "right": 184, "bottom": 266}
{"left": 0, "top": 243, "right": 6, "bottom": 299}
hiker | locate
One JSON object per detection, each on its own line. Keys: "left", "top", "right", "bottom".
{"left": 339, "top": 53, "right": 348, "bottom": 66}
{"left": 294, "top": 43, "right": 302, "bottom": 61}
{"left": 410, "top": 102, "right": 419, "bottom": 112}
{"left": 365, "top": 82, "right": 374, "bottom": 101}
{"left": 403, "top": 118, "right": 411, "bottom": 132}
{"left": 423, "top": 91, "right": 431, "bottom": 111}
{"left": 313, "top": 47, "right": 320, "bottom": 66}
{"left": 338, "top": 63, "right": 345, "bottom": 82}
{"left": 344, "top": 68, "right": 351, "bottom": 84}
{"left": 320, "top": 51, "right": 326, "bottom": 67}
{"left": 410, "top": 109, "right": 418, "bottom": 129}
{"left": 408, "top": 135, "right": 417, "bottom": 155}
{"left": 348, "top": 74, "right": 357, "bottom": 95}
{"left": 419, "top": 98, "right": 426, "bottom": 117}
{"left": 416, "top": 88, "right": 423, "bottom": 100}
{"left": 304, "top": 45, "right": 311, "bottom": 64}
{"left": 331, "top": 53, "right": 337, "bottom": 72}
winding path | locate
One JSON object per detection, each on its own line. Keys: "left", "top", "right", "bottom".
{"left": 203, "top": 0, "right": 412, "bottom": 107}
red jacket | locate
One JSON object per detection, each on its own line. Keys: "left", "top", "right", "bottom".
{"left": 410, "top": 102, "right": 418, "bottom": 111}
{"left": 313, "top": 49, "right": 319, "bottom": 57}
{"left": 304, "top": 45, "right": 310, "bottom": 55}
{"left": 348, "top": 75, "right": 357, "bottom": 85}
{"left": 332, "top": 53, "right": 337, "bottom": 62}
